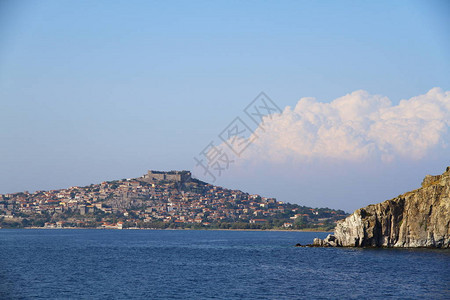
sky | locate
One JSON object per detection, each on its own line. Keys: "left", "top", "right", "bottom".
{"left": 1, "top": 0, "right": 449, "bottom": 212}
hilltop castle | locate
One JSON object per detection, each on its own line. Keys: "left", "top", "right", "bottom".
{"left": 141, "top": 170, "right": 192, "bottom": 183}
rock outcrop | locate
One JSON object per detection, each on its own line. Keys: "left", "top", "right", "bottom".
{"left": 312, "top": 234, "right": 339, "bottom": 247}
{"left": 313, "top": 167, "right": 450, "bottom": 248}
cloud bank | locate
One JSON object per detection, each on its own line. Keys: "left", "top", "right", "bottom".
{"left": 194, "top": 88, "right": 449, "bottom": 211}
{"left": 243, "top": 88, "right": 450, "bottom": 163}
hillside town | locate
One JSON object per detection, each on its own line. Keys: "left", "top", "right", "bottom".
{"left": 0, "top": 170, "right": 347, "bottom": 230}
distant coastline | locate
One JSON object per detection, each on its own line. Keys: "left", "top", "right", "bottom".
{"left": 0, "top": 170, "right": 347, "bottom": 231}
{"left": 14, "top": 227, "right": 333, "bottom": 233}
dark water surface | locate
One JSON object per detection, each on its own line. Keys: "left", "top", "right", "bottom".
{"left": 0, "top": 229, "right": 449, "bottom": 299}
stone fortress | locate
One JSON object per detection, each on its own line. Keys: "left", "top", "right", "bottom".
{"left": 141, "top": 170, "right": 192, "bottom": 183}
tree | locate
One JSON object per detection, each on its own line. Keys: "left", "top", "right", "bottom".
{"left": 294, "top": 216, "right": 308, "bottom": 229}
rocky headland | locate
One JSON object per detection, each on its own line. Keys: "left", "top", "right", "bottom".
{"left": 312, "top": 167, "right": 450, "bottom": 248}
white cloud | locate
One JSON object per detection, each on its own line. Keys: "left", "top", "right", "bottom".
{"left": 241, "top": 88, "right": 450, "bottom": 163}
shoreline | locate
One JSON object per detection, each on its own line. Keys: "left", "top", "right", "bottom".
{"left": 11, "top": 227, "right": 333, "bottom": 233}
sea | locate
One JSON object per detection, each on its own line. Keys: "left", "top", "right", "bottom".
{"left": 0, "top": 229, "right": 449, "bottom": 299}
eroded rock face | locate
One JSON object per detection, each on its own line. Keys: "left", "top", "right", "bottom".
{"left": 318, "top": 167, "right": 450, "bottom": 248}
{"left": 312, "top": 234, "right": 339, "bottom": 247}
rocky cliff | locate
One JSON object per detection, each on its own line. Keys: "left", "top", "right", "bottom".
{"left": 314, "top": 167, "right": 450, "bottom": 248}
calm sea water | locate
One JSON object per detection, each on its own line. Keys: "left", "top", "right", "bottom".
{"left": 0, "top": 229, "right": 449, "bottom": 299}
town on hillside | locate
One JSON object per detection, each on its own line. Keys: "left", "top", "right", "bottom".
{"left": 0, "top": 170, "right": 347, "bottom": 230}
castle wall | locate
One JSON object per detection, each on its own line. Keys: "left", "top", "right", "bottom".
{"left": 142, "top": 171, "right": 191, "bottom": 183}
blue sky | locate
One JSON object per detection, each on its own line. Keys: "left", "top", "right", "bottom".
{"left": 1, "top": 0, "right": 449, "bottom": 211}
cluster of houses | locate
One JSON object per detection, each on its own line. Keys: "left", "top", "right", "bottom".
{"left": 0, "top": 171, "right": 347, "bottom": 229}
